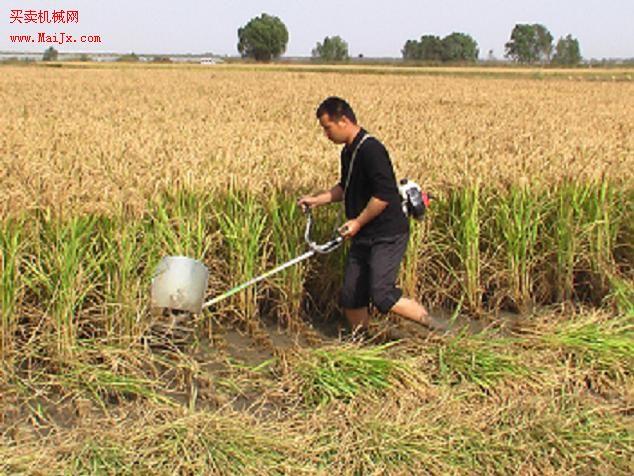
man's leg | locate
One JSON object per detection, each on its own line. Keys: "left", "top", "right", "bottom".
{"left": 344, "top": 307, "right": 370, "bottom": 333}
{"left": 341, "top": 240, "right": 370, "bottom": 334}
{"left": 370, "top": 234, "right": 446, "bottom": 332}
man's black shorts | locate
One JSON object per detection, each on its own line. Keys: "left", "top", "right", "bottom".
{"left": 340, "top": 232, "right": 409, "bottom": 314}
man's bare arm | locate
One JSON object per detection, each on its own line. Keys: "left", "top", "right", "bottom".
{"left": 356, "top": 197, "right": 388, "bottom": 227}
{"left": 323, "top": 184, "right": 344, "bottom": 204}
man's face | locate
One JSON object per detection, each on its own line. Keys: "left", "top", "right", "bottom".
{"left": 318, "top": 113, "right": 349, "bottom": 144}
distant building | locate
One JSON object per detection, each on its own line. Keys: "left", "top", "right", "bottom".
{"left": 0, "top": 51, "right": 224, "bottom": 64}
{"left": 0, "top": 52, "right": 41, "bottom": 61}
{"left": 94, "top": 55, "right": 119, "bottom": 62}
{"left": 169, "top": 56, "right": 197, "bottom": 63}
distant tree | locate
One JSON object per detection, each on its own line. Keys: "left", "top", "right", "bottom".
{"left": 42, "top": 46, "right": 58, "bottom": 61}
{"left": 505, "top": 24, "right": 553, "bottom": 64}
{"left": 419, "top": 35, "right": 444, "bottom": 61}
{"left": 402, "top": 33, "right": 477, "bottom": 62}
{"left": 152, "top": 56, "right": 172, "bottom": 63}
{"left": 237, "top": 13, "right": 288, "bottom": 61}
{"left": 552, "top": 34, "right": 582, "bottom": 65}
{"left": 312, "top": 36, "right": 349, "bottom": 61}
{"left": 402, "top": 35, "right": 442, "bottom": 61}
{"left": 79, "top": 53, "right": 91, "bottom": 62}
{"left": 441, "top": 32, "right": 479, "bottom": 62}
{"left": 402, "top": 39, "right": 421, "bottom": 60}
{"left": 505, "top": 24, "right": 536, "bottom": 63}
{"left": 534, "top": 24, "right": 553, "bottom": 62}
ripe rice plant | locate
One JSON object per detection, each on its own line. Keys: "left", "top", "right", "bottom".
{"left": 97, "top": 215, "right": 146, "bottom": 341}
{"left": 399, "top": 219, "right": 427, "bottom": 300}
{"left": 302, "top": 204, "right": 348, "bottom": 320}
{"left": 446, "top": 183, "right": 483, "bottom": 314}
{"left": 24, "top": 214, "right": 103, "bottom": 359}
{"left": 0, "top": 217, "right": 25, "bottom": 359}
{"left": 67, "top": 439, "right": 132, "bottom": 476}
{"left": 216, "top": 187, "right": 269, "bottom": 327}
{"left": 1, "top": 182, "right": 630, "bottom": 355}
{"left": 130, "top": 412, "right": 303, "bottom": 475}
{"left": 583, "top": 180, "right": 621, "bottom": 298}
{"left": 266, "top": 192, "right": 309, "bottom": 330}
{"left": 1, "top": 67, "right": 632, "bottom": 218}
{"left": 492, "top": 184, "right": 544, "bottom": 312}
{"left": 146, "top": 189, "right": 215, "bottom": 261}
{"left": 605, "top": 275, "right": 634, "bottom": 316}
{"left": 312, "top": 413, "right": 445, "bottom": 473}
{"left": 547, "top": 182, "right": 591, "bottom": 302}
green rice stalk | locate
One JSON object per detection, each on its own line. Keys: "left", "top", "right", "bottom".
{"left": 292, "top": 343, "right": 416, "bottom": 406}
{"left": 541, "top": 314, "right": 634, "bottom": 375}
{"left": 436, "top": 332, "right": 530, "bottom": 390}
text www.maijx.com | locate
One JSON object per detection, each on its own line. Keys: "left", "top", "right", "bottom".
{"left": 9, "top": 32, "right": 102, "bottom": 44}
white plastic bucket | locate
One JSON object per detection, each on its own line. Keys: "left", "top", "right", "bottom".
{"left": 150, "top": 256, "right": 209, "bottom": 314}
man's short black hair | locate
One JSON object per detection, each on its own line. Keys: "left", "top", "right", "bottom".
{"left": 316, "top": 97, "right": 357, "bottom": 124}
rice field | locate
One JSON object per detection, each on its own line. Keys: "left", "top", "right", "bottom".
{"left": 1, "top": 63, "right": 633, "bottom": 474}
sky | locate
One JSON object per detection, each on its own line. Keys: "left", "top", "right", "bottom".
{"left": 2, "top": 1, "right": 633, "bottom": 59}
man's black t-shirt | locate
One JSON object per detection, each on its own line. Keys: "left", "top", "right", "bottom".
{"left": 338, "top": 129, "right": 409, "bottom": 240}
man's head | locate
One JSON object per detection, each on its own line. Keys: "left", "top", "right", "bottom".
{"left": 316, "top": 97, "right": 360, "bottom": 145}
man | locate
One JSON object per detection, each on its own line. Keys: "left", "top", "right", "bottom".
{"left": 298, "top": 97, "right": 443, "bottom": 334}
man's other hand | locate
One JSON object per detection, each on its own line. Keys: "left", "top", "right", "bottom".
{"left": 338, "top": 219, "right": 361, "bottom": 239}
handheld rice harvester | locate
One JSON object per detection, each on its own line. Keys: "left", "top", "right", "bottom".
{"left": 150, "top": 180, "right": 431, "bottom": 315}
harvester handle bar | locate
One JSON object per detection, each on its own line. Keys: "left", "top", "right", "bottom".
{"left": 304, "top": 208, "right": 345, "bottom": 254}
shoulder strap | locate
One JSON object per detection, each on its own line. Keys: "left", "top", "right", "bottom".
{"left": 343, "top": 134, "right": 372, "bottom": 201}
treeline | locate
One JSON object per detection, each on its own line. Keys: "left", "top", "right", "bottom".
{"left": 238, "top": 14, "right": 584, "bottom": 65}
